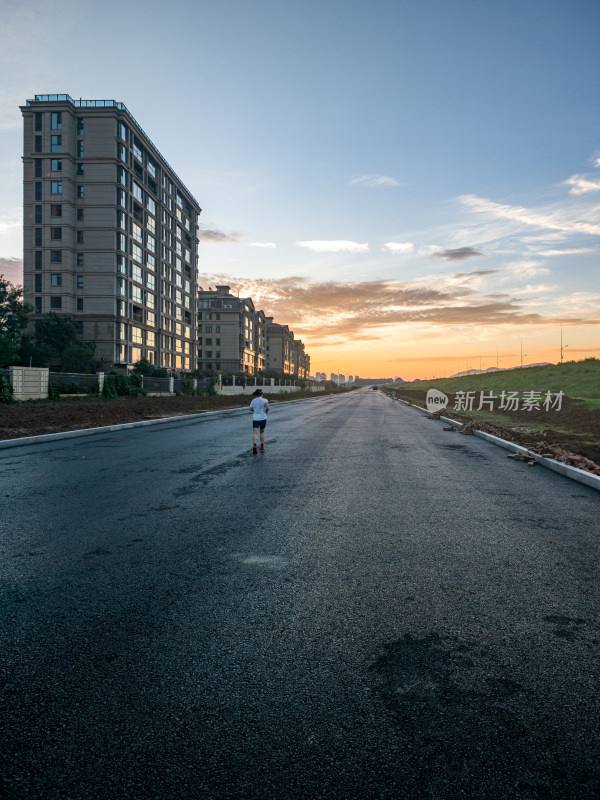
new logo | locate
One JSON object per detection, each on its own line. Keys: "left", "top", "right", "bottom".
{"left": 426, "top": 389, "right": 449, "bottom": 413}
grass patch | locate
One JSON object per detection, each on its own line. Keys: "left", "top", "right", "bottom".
{"left": 391, "top": 358, "right": 600, "bottom": 409}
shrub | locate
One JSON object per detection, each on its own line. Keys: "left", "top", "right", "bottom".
{"left": 0, "top": 369, "right": 14, "bottom": 404}
{"left": 103, "top": 372, "right": 147, "bottom": 398}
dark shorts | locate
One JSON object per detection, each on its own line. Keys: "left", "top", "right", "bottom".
{"left": 253, "top": 419, "right": 267, "bottom": 429}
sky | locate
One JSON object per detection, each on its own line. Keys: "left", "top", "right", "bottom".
{"left": 1, "top": 0, "right": 599, "bottom": 379}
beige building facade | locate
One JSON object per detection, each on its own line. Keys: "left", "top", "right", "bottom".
{"left": 197, "top": 285, "right": 267, "bottom": 374}
{"left": 21, "top": 94, "right": 201, "bottom": 372}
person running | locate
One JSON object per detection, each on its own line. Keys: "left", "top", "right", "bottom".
{"left": 250, "top": 388, "right": 269, "bottom": 453}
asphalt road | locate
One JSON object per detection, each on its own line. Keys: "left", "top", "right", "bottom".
{"left": 1, "top": 389, "right": 599, "bottom": 799}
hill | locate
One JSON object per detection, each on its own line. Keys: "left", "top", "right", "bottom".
{"left": 392, "top": 359, "right": 599, "bottom": 409}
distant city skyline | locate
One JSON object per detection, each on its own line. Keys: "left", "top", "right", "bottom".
{"left": 1, "top": 0, "right": 599, "bottom": 380}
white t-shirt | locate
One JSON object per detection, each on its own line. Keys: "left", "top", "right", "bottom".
{"left": 250, "top": 396, "right": 269, "bottom": 421}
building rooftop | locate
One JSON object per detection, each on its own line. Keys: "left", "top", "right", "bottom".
{"left": 25, "top": 94, "right": 200, "bottom": 209}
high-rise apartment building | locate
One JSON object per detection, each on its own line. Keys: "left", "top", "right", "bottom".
{"left": 21, "top": 94, "right": 201, "bottom": 371}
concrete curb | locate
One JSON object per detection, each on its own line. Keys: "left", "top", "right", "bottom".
{"left": 393, "top": 396, "right": 600, "bottom": 492}
{"left": 0, "top": 393, "right": 335, "bottom": 451}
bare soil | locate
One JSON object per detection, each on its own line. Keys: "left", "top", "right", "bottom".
{"left": 385, "top": 388, "right": 600, "bottom": 474}
{"left": 0, "top": 390, "right": 332, "bottom": 442}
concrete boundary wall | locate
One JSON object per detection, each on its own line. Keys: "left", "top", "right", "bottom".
{"left": 9, "top": 367, "right": 49, "bottom": 400}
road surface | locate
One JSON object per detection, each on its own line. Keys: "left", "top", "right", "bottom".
{"left": 1, "top": 389, "right": 599, "bottom": 799}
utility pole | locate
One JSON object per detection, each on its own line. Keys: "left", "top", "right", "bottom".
{"left": 560, "top": 327, "right": 568, "bottom": 363}
{"left": 520, "top": 340, "right": 527, "bottom": 368}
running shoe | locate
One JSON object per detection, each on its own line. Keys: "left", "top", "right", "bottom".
{"left": 253, "top": 444, "right": 258, "bottom": 454}
{"left": 260, "top": 444, "right": 266, "bottom": 451}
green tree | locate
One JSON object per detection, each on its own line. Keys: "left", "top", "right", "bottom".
{"left": 133, "top": 358, "right": 167, "bottom": 377}
{"left": 0, "top": 276, "right": 32, "bottom": 367}
{"left": 60, "top": 345, "right": 95, "bottom": 373}
{"left": 24, "top": 313, "right": 78, "bottom": 368}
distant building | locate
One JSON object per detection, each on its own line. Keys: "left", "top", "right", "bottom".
{"left": 266, "top": 318, "right": 294, "bottom": 375}
{"left": 197, "top": 285, "right": 265, "bottom": 374}
{"left": 21, "top": 93, "right": 201, "bottom": 371}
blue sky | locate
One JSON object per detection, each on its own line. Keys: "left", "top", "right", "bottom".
{"left": 1, "top": 0, "right": 599, "bottom": 377}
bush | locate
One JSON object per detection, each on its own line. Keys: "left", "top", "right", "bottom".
{"left": 47, "top": 382, "right": 61, "bottom": 401}
{"left": 103, "top": 372, "right": 147, "bottom": 398}
{"left": 0, "top": 369, "right": 14, "bottom": 404}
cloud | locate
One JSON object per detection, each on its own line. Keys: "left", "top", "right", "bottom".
{"left": 504, "top": 260, "right": 550, "bottom": 278}
{"left": 295, "top": 240, "right": 369, "bottom": 253}
{"left": 452, "top": 269, "right": 501, "bottom": 279}
{"left": 532, "top": 248, "right": 595, "bottom": 257}
{"left": 563, "top": 174, "right": 600, "bottom": 195}
{"left": 349, "top": 174, "right": 403, "bottom": 188}
{"left": 198, "top": 226, "right": 243, "bottom": 244}
{"left": 248, "top": 242, "right": 276, "bottom": 248}
{"left": 0, "top": 257, "right": 23, "bottom": 285}
{"left": 379, "top": 242, "right": 414, "bottom": 254}
{"left": 458, "top": 194, "right": 600, "bottom": 236}
{"left": 197, "top": 272, "right": 599, "bottom": 346}
{"left": 509, "top": 284, "right": 559, "bottom": 295}
{"left": 433, "top": 246, "right": 484, "bottom": 261}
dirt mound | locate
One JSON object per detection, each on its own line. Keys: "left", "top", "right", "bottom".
{"left": 0, "top": 390, "right": 329, "bottom": 441}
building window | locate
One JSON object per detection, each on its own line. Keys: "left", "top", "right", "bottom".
{"left": 34, "top": 228, "right": 42, "bottom": 247}
{"left": 77, "top": 163, "right": 84, "bottom": 175}
{"left": 117, "top": 232, "right": 127, "bottom": 252}
{"left": 77, "top": 299, "right": 83, "bottom": 311}
{"left": 77, "top": 185, "right": 84, "bottom": 198}
{"left": 77, "top": 140, "right": 84, "bottom": 157}
{"left": 51, "top": 274, "right": 62, "bottom": 286}
{"left": 51, "top": 159, "right": 62, "bottom": 171}
{"left": 77, "top": 118, "right": 84, "bottom": 135}
{"left": 50, "top": 297, "right": 62, "bottom": 309}
{"left": 77, "top": 253, "right": 84, "bottom": 266}
{"left": 133, "top": 143, "right": 143, "bottom": 163}
{"left": 117, "top": 166, "right": 127, "bottom": 187}
{"left": 76, "top": 321, "right": 83, "bottom": 334}
{"left": 51, "top": 204, "right": 62, "bottom": 217}
{"left": 34, "top": 159, "right": 42, "bottom": 177}
{"left": 51, "top": 135, "right": 62, "bottom": 153}
{"left": 50, "top": 250, "right": 62, "bottom": 263}
{"left": 131, "top": 326, "right": 143, "bottom": 344}
{"left": 34, "top": 297, "right": 42, "bottom": 313}
{"left": 51, "top": 112, "right": 62, "bottom": 130}
{"left": 51, "top": 181, "right": 62, "bottom": 194}
{"left": 35, "top": 251, "right": 42, "bottom": 269}
{"left": 77, "top": 208, "right": 84, "bottom": 221}
{"left": 77, "top": 231, "right": 84, "bottom": 244}
{"left": 116, "top": 255, "right": 127, "bottom": 274}
{"left": 34, "top": 205, "right": 42, "bottom": 224}
{"left": 51, "top": 227, "right": 61, "bottom": 240}
{"left": 133, "top": 182, "right": 143, "bottom": 202}
{"left": 35, "top": 275, "right": 42, "bottom": 292}
{"left": 35, "top": 112, "right": 42, "bottom": 131}
{"left": 147, "top": 160, "right": 156, "bottom": 178}
{"left": 34, "top": 136, "right": 42, "bottom": 153}
{"left": 35, "top": 182, "right": 42, "bottom": 201}
{"left": 77, "top": 275, "right": 84, "bottom": 288}
{"left": 118, "top": 122, "right": 128, "bottom": 141}
{"left": 117, "top": 188, "right": 127, "bottom": 207}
